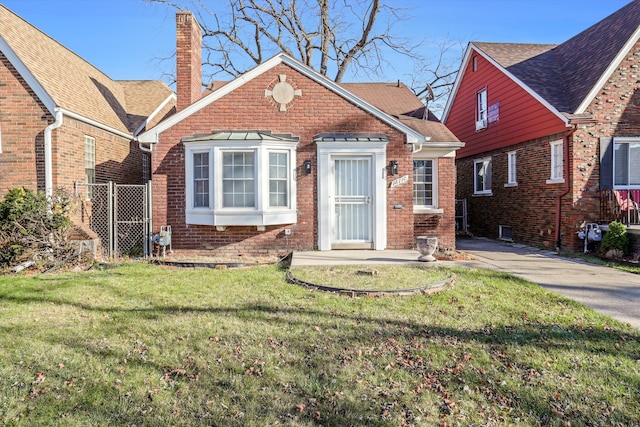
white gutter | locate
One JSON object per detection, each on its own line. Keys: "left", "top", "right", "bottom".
{"left": 58, "top": 108, "right": 133, "bottom": 140}
{"left": 44, "top": 109, "right": 63, "bottom": 198}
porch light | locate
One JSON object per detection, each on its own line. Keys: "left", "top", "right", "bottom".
{"left": 304, "top": 159, "right": 312, "bottom": 174}
{"left": 390, "top": 160, "right": 398, "bottom": 175}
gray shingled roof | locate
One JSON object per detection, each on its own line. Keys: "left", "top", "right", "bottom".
{"left": 0, "top": 4, "right": 173, "bottom": 134}
{"left": 473, "top": 0, "right": 640, "bottom": 114}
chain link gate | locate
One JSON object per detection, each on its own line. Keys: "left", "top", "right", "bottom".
{"left": 75, "top": 182, "right": 152, "bottom": 258}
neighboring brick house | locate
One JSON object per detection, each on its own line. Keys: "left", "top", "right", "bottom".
{"left": 443, "top": 0, "right": 640, "bottom": 252}
{"left": 138, "top": 12, "right": 463, "bottom": 258}
{"left": 0, "top": 5, "right": 174, "bottom": 206}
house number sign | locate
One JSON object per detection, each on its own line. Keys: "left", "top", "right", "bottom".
{"left": 390, "top": 175, "right": 409, "bottom": 188}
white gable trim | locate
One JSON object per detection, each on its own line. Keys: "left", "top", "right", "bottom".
{"left": 133, "top": 92, "right": 177, "bottom": 137}
{"left": 575, "top": 26, "right": 640, "bottom": 114}
{"left": 441, "top": 43, "right": 472, "bottom": 124}
{"left": 442, "top": 43, "right": 570, "bottom": 127}
{"left": 138, "top": 53, "right": 429, "bottom": 144}
{"left": 0, "top": 35, "right": 56, "bottom": 115}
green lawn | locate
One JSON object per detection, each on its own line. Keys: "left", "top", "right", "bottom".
{"left": 0, "top": 262, "right": 638, "bottom": 426}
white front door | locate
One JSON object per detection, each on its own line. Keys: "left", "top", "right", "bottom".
{"left": 332, "top": 157, "right": 372, "bottom": 248}
{"left": 316, "top": 139, "right": 387, "bottom": 251}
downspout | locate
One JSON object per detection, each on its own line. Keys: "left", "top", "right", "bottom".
{"left": 138, "top": 142, "right": 153, "bottom": 153}
{"left": 555, "top": 126, "right": 577, "bottom": 250}
{"left": 44, "top": 108, "right": 63, "bottom": 198}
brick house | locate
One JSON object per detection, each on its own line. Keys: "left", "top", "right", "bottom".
{"left": 443, "top": 0, "right": 640, "bottom": 252}
{"left": 0, "top": 5, "right": 173, "bottom": 206}
{"left": 138, "top": 12, "right": 463, "bottom": 258}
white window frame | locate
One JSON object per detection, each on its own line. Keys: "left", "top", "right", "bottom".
{"left": 268, "top": 151, "right": 290, "bottom": 208}
{"left": 505, "top": 150, "right": 517, "bottom": 187}
{"left": 412, "top": 158, "right": 439, "bottom": 212}
{"left": 193, "top": 151, "right": 211, "bottom": 208}
{"left": 85, "top": 136, "right": 96, "bottom": 184}
{"left": 474, "top": 157, "right": 492, "bottom": 195}
{"left": 613, "top": 137, "right": 640, "bottom": 188}
{"left": 84, "top": 136, "right": 96, "bottom": 198}
{"left": 547, "top": 140, "right": 564, "bottom": 184}
{"left": 184, "top": 139, "right": 297, "bottom": 226}
{"left": 476, "top": 88, "right": 488, "bottom": 131}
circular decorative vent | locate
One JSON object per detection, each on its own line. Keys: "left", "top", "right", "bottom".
{"left": 265, "top": 74, "right": 302, "bottom": 112}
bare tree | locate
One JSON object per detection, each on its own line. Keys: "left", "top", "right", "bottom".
{"left": 145, "top": 0, "right": 462, "bottom": 116}
{"left": 409, "top": 37, "right": 466, "bottom": 118}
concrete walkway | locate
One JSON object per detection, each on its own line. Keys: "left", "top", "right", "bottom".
{"left": 290, "top": 249, "right": 423, "bottom": 266}
{"left": 291, "top": 238, "right": 640, "bottom": 329}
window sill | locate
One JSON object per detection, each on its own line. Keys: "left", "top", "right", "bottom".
{"left": 186, "top": 209, "right": 297, "bottom": 226}
{"left": 504, "top": 182, "right": 518, "bottom": 188}
{"left": 413, "top": 207, "right": 443, "bottom": 215}
{"left": 546, "top": 178, "right": 565, "bottom": 185}
{"left": 473, "top": 192, "right": 493, "bottom": 197}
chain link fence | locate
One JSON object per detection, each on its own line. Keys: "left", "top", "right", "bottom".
{"left": 75, "top": 182, "right": 151, "bottom": 258}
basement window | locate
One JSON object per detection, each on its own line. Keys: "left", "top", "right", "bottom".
{"left": 499, "top": 225, "right": 513, "bottom": 241}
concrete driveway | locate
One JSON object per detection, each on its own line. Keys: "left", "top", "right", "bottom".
{"left": 456, "top": 237, "right": 640, "bottom": 330}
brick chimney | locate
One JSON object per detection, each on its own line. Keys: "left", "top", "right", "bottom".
{"left": 176, "top": 11, "right": 202, "bottom": 111}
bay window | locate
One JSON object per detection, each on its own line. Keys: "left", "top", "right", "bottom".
{"left": 184, "top": 132, "right": 298, "bottom": 226}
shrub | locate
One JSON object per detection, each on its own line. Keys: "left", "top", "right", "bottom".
{"left": 600, "top": 221, "right": 628, "bottom": 255}
{"left": 0, "top": 188, "right": 75, "bottom": 269}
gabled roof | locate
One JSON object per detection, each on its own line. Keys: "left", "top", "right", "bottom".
{"left": 140, "top": 52, "right": 462, "bottom": 148}
{"left": 443, "top": 0, "right": 640, "bottom": 121}
{"left": 0, "top": 4, "right": 173, "bottom": 136}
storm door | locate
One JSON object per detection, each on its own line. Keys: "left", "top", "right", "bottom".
{"left": 332, "top": 157, "right": 372, "bottom": 248}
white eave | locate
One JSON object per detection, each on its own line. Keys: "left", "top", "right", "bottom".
{"left": 442, "top": 42, "right": 570, "bottom": 128}
{"left": 137, "top": 53, "right": 430, "bottom": 145}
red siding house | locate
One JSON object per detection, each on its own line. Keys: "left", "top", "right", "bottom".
{"left": 138, "top": 12, "right": 463, "bottom": 258}
{"left": 0, "top": 5, "right": 173, "bottom": 234}
{"left": 443, "top": 0, "right": 640, "bottom": 252}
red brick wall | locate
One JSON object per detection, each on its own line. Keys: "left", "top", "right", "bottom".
{"left": 1, "top": 52, "right": 145, "bottom": 241}
{"left": 53, "top": 117, "right": 143, "bottom": 190}
{"left": 152, "top": 62, "right": 428, "bottom": 257}
{"left": 456, "top": 132, "right": 569, "bottom": 249}
{"left": 414, "top": 157, "right": 456, "bottom": 250}
{"left": 0, "top": 54, "right": 49, "bottom": 196}
{"left": 563, "top": 39, "right": 640, "bottom": 251}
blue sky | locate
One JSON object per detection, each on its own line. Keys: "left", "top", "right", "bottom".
{"left": 2, "top": 0, "right": 631, "bottom": 84}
